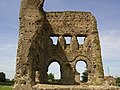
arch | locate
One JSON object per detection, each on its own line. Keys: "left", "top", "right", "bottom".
{"left": 47, "top": 61, "right": 61, "bottom": 84}
{"left": 73, "top": 55, "right": 93, "bottom": 83}
{"left": 46, "top": 56, "right": 64, "bottom": 67}
{"left": 76, "top": 60, "right": 88, "bottom": 83}
{"left": 46, "top": 59, "right": 63, "bottom": 84}
{"left": 73, "top": 55, "right": 92, "bottom": 70}
{"left": 75, "top": 59, "right": 88, "bottom": 68}
{"left": 47, "top": 59, "right": 62, "bottom": 71}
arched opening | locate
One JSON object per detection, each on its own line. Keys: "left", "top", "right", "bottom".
{"left": 75, "top": 60, "right": 88, "bottom": 83}
{"left": 47, "top": 61, "right": 61, "bottom": 84}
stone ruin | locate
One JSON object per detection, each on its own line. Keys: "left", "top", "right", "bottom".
{"left": 13, "top": 0, "right": 117, "bottom": 90}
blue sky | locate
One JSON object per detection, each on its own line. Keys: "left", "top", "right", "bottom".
{"left": 0, "top": 0, "right": 120, "bottom": 79}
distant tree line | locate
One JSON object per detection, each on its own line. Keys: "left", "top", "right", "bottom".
{"left": 0, "top": 72, "right": 14, "bottom": 86}
{"left": 0, "top": 72, "right": 5, "bottom": 82}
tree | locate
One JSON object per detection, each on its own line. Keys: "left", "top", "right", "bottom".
{"left": 48, "top": 73, "right": 55, "bottom": 83}
{"left": 116, "top": 77, "right": 120, "bottom": 86}
{"left": 0, "top": 72, "right": 6, "bottom": 82}
{"left": 81, "top": 70, "right": 88, "bottom": 83}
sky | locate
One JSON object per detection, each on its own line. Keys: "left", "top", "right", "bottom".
{"left": 0, "top": 0, "right": 120, "bottom": 79}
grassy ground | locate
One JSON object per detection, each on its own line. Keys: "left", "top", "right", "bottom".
{"left": 0, "top": 85, "right": 13, "bottom": 90}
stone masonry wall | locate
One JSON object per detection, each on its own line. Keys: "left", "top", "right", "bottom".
{"left": 14, "top": 0, "right": 105, "bottom": 90}
{"left": 43, "top": 12, "right": 104, "bottom": 85}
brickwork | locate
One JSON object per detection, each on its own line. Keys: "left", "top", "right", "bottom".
{"left": 13, "top": 0, "right": 106, "bottom": 90}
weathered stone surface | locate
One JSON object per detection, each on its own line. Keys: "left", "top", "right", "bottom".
{"left": 13, "top": 0, "right": 118, "bottom": 90}
{"left": 32, "top": 84, "right": 120, "bottom": 90}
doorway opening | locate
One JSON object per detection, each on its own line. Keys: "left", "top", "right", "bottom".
{"left": 47, "top": 61, "right": 61, "bottom": 84}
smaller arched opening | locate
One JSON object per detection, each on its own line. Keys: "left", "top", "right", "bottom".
{"left": 47, "top": 60, "right": 61, "bottom": 84}
{"left": 75, "top": 60, "right": 88, "bottom": 83}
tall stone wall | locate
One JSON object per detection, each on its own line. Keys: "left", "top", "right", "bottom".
{"left": 14, "top": 0, "right": 105, "bottom": 90}
{"left": 43, "top": 12, "right": 104, "bottom": 85}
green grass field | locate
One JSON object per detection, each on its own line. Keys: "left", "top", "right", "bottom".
{"left": 0, "top": 85, "right": 13, "bottom": 90}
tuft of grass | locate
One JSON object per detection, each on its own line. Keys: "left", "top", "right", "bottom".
{"left": 0, "top": 85, "right": 13, "bottom": 90}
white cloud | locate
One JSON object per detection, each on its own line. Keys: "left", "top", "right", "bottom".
{"left": 100, "top": 29, "right": 120, "bottom": 76}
